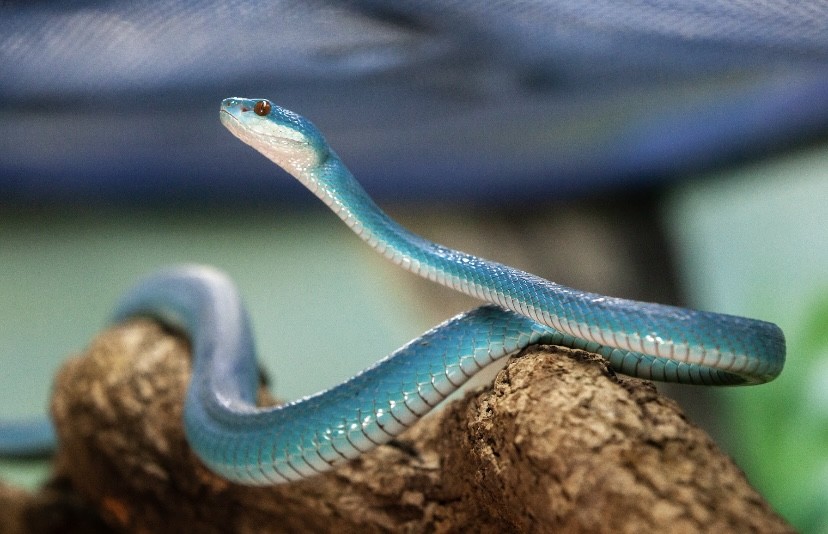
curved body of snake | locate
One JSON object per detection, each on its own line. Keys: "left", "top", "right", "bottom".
{"left": 0, "top": 98, "right": 784, "bottom": 485}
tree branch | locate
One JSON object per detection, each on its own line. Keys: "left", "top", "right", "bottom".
{"left": 1, "top": 319, "right": 792, "bottom": 533}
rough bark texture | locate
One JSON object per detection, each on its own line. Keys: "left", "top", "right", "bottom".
{"left": 1, "top": 319, "right": 792, "bottom": 533}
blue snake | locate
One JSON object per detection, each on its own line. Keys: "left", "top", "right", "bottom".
{"left": 0, "top": 98, "right": 785, "bottom": 485}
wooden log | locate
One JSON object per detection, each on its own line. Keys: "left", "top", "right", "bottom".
{"left": 1, "top": 319, "right": 792, "bottom": 533}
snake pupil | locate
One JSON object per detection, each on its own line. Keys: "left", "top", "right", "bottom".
{"left": 254, "top": 100, "right": 271, "bottom": 116}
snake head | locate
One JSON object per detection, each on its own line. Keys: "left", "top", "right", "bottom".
{"left": 220, "top": 98, "right": 329, "bottom": 178}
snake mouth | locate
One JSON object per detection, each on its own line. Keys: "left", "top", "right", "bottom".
{"left": 219, "top": 108, "right": 241, "bottom": 125}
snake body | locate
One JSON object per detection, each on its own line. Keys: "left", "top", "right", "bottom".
{"left": 0, "top": 98, "right": 785, "bottom": 485}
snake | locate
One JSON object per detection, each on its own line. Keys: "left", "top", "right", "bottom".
{"left": 0, "top": 97, "right": 785, "bottom": 485}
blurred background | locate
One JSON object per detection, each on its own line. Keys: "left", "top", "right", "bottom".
{"left": 1, "top": 1, "right": 827, "bottom": 531}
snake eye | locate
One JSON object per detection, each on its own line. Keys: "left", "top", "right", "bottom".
{"left": 253, "top": 100, "right": 272, "bottom": 116}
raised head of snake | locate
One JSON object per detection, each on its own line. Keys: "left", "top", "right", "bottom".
{"left": 220, "top": 97, "right": 329, "bottom": 182}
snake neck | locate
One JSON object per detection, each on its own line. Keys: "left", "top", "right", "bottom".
{"left": 310, "top": 155, "right": 573, "bottom": 329}
{"left": 309, "top": 155, "right": 445, "bottom": 253}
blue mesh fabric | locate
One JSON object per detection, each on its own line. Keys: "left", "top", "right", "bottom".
{"left": 1, "top": 1, "right": 827, "bottom": 204}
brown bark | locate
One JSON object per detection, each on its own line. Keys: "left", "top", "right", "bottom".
{"left": 1, "top": 319, "right": 792, "bottom": 533}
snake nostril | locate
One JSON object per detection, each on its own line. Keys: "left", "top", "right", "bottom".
{"left": 241, "top": 106, "right": 249, "bottom": 112}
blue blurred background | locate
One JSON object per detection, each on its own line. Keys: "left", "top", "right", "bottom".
{"left": 1, "top": 1, "right": 827, "bottom": 531}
